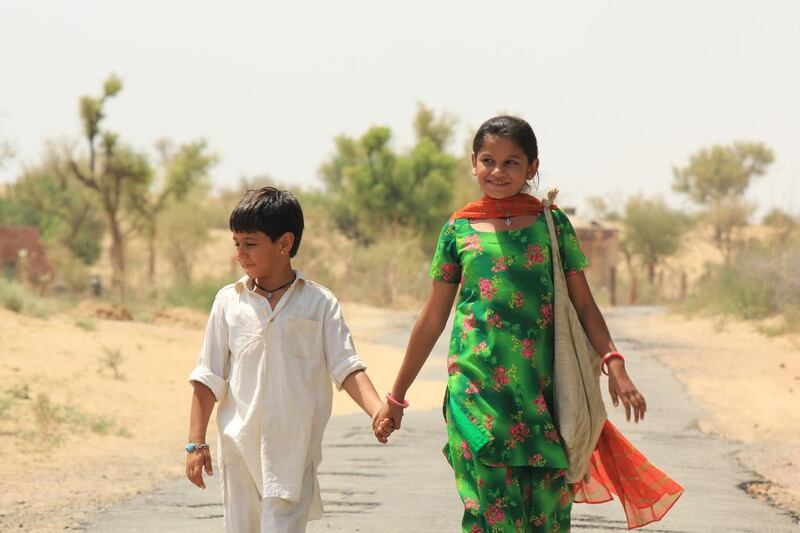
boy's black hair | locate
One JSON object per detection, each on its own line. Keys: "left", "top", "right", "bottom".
{"left": 472, "top": 115, "right": 538, "bottom": 163}
{"left": 229, "top": 186, "right": 304, "bottom": 257}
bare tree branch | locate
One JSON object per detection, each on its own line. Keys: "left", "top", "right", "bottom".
{"left": 69, "top": 160, "right": 99, "bottom": 190}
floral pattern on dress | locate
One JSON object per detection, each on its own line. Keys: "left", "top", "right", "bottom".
{"left": 430, "top": 208, "right": 588, "bottom": 468}
{"left": 508, "top": 291, "right": 524, "bottom": 309}
{"left": 525, "top": 244, "right": 546, "bottom": 268}
{"left": 479, "top": 278, "right": 498, "bottom": 301}
{"left": 521, "top": 339, "right": 536, "bottom": 360}
{"left": 487, "top": 310, "right": 504, "bottom": 329}
{"left": 491, "top": 255, "right": 514, "bottom": 272}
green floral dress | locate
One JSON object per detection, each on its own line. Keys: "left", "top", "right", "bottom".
{"left": 430, "top": 209, "right": 589, "bottom": 532}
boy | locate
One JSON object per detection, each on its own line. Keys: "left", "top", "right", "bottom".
{"left": 186, "top": 186, "right": 393, "bottom": 532}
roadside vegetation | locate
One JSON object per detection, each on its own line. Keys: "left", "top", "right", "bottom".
{"left": 1, "top": 74, "right": 797, "bottom": 334}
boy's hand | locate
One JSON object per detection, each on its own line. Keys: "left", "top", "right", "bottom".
{"left": 374, "top": 417, "right": 395, "bottom": 443}
{"left": 186, "top": 447, "right": 213, "bottom": 489}
{"left": 372, "top": 401, "right": 404, "bottom": 434}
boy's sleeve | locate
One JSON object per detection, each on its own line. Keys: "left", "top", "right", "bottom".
{"left": 429, "top": 220, "right": 462, "bottom": 283}
{"left": 322, "top": 297, "right": 366, "bottom": 390}
{"left": 188, "top": 292, "right": 230, "bottom": 401}
{"left": 552, "top": 208, "right": 590, "bottom": 274}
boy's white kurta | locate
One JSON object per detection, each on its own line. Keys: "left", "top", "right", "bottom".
{"left": 189, "top": 272, "right": 365, "bottom": 503}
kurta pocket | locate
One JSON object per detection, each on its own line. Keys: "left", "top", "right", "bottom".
{"left": 283, "top": 317, "right": 322, "bottom": 359}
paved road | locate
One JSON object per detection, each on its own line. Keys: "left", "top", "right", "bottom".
{"left": 86, "top": 307, "right": 799, "bottom": 532}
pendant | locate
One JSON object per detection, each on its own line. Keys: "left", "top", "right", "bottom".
{"left": 505, "top": 217, "right": 512, "bottom": 227}
{"left": 266, "top": 292, "right": 274, "bottom": 300}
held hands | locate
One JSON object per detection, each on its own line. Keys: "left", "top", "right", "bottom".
{"left": 606, "top": 358, "right": 647, "bottom": 423}
{"left": 374, "top": 415, "right": 395, "bottom": 443}
{"left": 371, "top": 397, "right": 405, "bottom": 443}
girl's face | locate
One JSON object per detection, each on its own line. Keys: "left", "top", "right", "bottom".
{"left": 471, "top": 135, "right": 539, "bottom": 199}
{"left": 232, "top": 231, "right": 293, "bottom": 279}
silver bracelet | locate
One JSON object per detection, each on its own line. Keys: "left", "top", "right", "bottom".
{"left": 186, "top": 442, "right": 210, "bottom": 453}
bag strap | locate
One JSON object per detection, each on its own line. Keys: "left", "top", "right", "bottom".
{"left": 541, "top": 188, "right": 568, "bottom": 295}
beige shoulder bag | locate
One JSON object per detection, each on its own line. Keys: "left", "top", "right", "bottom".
{"left": 542, "top": 188, "right": 607, "bottom": 483}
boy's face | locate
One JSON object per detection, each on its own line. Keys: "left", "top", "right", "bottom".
{"left": 232, "top": 231, "right": 293, "bottom": 279}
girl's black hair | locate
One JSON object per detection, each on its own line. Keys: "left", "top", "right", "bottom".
{"left": 229, "top": 186, "right": 304, "bottom": 257}
{"left": 472, "top": 115, "right": 538, "bottom": 163}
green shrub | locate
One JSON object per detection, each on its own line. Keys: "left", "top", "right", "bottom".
{"left": 45, "top": 242, "right": 91, "bottom": 292}
{"left": 0, "top": 279, "right": 25, "bottom": 313}
{"left": 0, "top": 279, "right": 55, "bottom": 318}
{"left": 30, "top": 394, "right": 128, "bottom": 440}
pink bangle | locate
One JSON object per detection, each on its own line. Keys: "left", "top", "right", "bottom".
{"left": 386, "top": 392, "right": 409, "bottom": 409}
{"left": 601, "top": 351, "right": 625, "bottom": 375}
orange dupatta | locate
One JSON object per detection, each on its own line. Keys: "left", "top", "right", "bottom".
{"left": 452, "top": 193, "right": 684, "bottom": 529}
{"left": 573, "top": 421, "right": 683, "bottom": 529}
{"left": 450, "top": 193, "right": 553, "bottom": 221}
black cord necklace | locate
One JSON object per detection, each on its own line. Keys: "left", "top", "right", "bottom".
{"left": 253, "top": 274, "right": 296, "bottom": 300}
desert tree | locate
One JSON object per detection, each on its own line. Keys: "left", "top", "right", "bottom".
{"left": 129, "top": 139, "right": 217, "bottom": 287}
{"left": 319, "top": 104, "right": 458, "bottom": 244}
{"left": 621, "top": 195, "right": 690, "bottom": 286}
{"left": 673, "top": 142, "right": 773, "bottom": 262}
{"left": 3, "top": 143, "right": 105, "bottom": 265}
{"left": 67, "top": 75, "right": 152, "bottom": 299}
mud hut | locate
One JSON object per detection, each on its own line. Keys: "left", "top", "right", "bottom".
{"left": 0, "top": 226, "right": 53, "bottom": 284}
{"left": 563, "top": 208, "right": 620, "bottom": 305}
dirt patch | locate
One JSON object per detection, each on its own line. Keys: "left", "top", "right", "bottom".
{"left": 629, "top": 309, "right": 800, "bottom": 519}
{"left": 150, "top": 306, "right": 209, "bottom": 329}
{"left": 740, "top": 480, "right": 800, "bottom": 524}
{"left": 0, "top": 302, "right": 444, "bottom": 532}
{"left": 71, "top": 300, "right": 134, "bottom": 321}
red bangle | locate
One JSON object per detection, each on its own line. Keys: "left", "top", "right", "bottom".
{"left": 601, "top": 351, "right": 625, "bottom": 375}
{"left": 386, "top": 392, "right": 409, "bottom": 409}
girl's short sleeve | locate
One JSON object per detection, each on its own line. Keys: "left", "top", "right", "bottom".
{"left": 429, "top": 220, "right": 462, "bottom": 284}
{"left": 552, "top": 209, "right": 589, "bottom": 274}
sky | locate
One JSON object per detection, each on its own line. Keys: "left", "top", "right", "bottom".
{"left": 1, "top": 0, "right": 798, "bottom": 215}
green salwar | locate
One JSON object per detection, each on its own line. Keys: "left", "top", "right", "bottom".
{"left": 445, "top": 408, "right": 573, "bottom": 533}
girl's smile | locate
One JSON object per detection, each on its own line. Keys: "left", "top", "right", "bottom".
{"left": 472, "top": 135, "right": 539, "bottom": 199}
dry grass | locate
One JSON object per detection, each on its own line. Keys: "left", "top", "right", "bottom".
{"left": 80, "top": 204, "right": 428, "bottom": 319}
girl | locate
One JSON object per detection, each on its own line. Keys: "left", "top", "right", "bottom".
{"left": 373, "top": 116, "right": 681, "bottom": 532}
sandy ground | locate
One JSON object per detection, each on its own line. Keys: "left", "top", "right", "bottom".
{"left": 2, "top": 298, "right": 799, "bottom": 531}
{"left": 628, "top": 310, "right": 800, "bottom": 518}
{"left": 0, "top": 302, "right": 444, "bottom": 532}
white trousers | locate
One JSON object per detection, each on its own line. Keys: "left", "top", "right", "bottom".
{"left": 221, "top": 453, "right": 322, "bottom": 533}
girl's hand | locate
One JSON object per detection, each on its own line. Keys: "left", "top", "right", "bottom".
{"left": 185, "top": 447, "right": 213, "bottom": 489}
{"left": 607, "top": 360, "right": 647, "bottom": 423}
